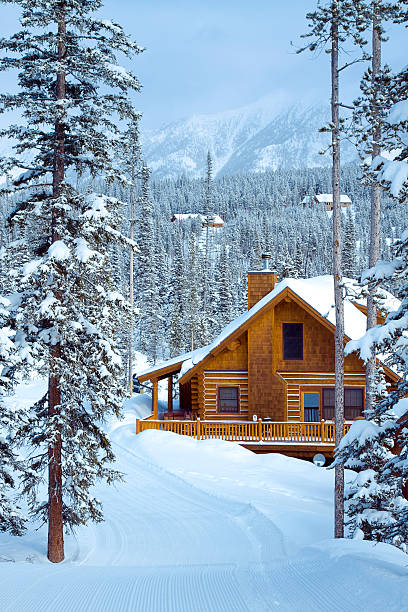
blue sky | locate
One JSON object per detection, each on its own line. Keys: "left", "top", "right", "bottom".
{"left": 1, "top": 1, "right": 406, "bottom": 131}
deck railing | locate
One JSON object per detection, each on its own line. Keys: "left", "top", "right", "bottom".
{"left": 135, "top": 418, "right": 351, "bottom": 444}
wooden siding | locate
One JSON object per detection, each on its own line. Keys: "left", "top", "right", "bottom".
{"left": 191, "top": 375, "right": 199, "bottom": 412}
{"left": 275, "top": 300, "right": 335, "bottom": 372}
{"left": 278, "top": 372, "right": 366, "bottom": 421}
{"left": 202, "top": 371, "right": 248, "bottom": 420}
{"left": 248, "top": 306, "right": 286, "bottom": 421}
{"left": 274, "top": 299, "right": 367, "bottom": 373}
{"left": 205, "top": 333, "right": 248, "bottom": 371}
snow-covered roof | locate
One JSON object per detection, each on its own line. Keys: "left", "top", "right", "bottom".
{"left": 209, "top": 214, "right": 224, "bottom": 224}
{"left": 137, "top": 349, "right": 196, "bottom": 380}
{"left": 301, "top": 194, "right": 352, "bottom": 205}
{"left": 138, "top": 275, "right": 400, "bottom": 383}
{"left": 315, "top": 194, "right": 352, "bottom": 204}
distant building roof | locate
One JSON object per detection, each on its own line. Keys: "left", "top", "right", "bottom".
{"left": 171, "top": 213, "right": 204, "bottom": 221}
{"left": 301, "top": 194, "right": 352, "bottom": 204}
{"left": 301, "top": 194, "right": 352, "bottom": 211}
{"left": 315, "top": 194, "right": 352, "bottom": 204}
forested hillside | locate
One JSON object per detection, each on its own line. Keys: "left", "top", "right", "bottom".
{"left": 1, "top": 161, "right": 406, "bottom": 367}
{"left": 98, "top": 163, "right": 408, "bottom": 362}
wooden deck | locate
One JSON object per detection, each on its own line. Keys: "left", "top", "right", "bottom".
{"left": 135, "top": 418, "right": 351, "bottom": 459}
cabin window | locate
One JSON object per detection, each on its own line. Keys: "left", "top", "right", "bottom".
{"left": 303, "top": 392, "right": 320, "bottom": 422}
{"left": 344, "top": 388, "right": 364, "bottom": 419}
{"left": 282, "top": 323, "right": 303, "bottom": 360}
{"left": 322, "top": 388, "right": 364, "bottom": 420}
{"left": 218, "top": 387, "right": 239, "bottom": 413}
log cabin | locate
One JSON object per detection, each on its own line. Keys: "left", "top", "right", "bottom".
{"left": 170, "top": 213, "right": 224, "bottom": 228}
{"left": 136, "top": 259, "right": 399, "bottom": 461}
{"left": 301, "top": 194, "right": 352, "bottom": 211}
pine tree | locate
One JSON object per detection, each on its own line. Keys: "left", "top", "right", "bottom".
{"left": 294, "top": 240, "right": 303, "bottom": 278}
{"left": 118, "top": 118, "right": 142, "bottom": 393}
{"left": 343, "top": 26, "right": 408, "bottom": 545}
{"left": 335, "top": 417, "right": 405, "bottom": 547}
{"left": 169, "top": 237, "right": 186, "bottom": 356}
{"left": 185, "top": 234, "right": 201, "bottom": 351}
{"left": 298, "top": 0, "right": 363, "bottom": 538}
{"left": 200, "top": 151, "right": 215, "bottom": 345}
{"left": 279, "top": 243, "right": 297, "bottom": 279}
{"left": 0, "top": 0, "right": 143, "bottom": 562}
{"left": 343, "top": 209, "right": 357, "bottom": 278}
{"left": 343, "top": 2, "right": 408, "bottom": 548}
{"left": 350, "top": 1, "right": 402, "bottom": 417}
{"left": 0, "top": 297, "right": 26, "bottom": 536}
{"left": 216, "top": 245, "right": 234, "bottom": 330}
{"left": 345, "top": 230, "right": 408, "bottom": 547}
{"left": 136, "top": 165, "right": 163, "bottom": 364}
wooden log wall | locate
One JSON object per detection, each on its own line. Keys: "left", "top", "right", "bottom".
{"left": 202, "top": 371, "right": 249, "bottom": 420}
{"left": 278, "top": 372, "right": 366, "bottom": 421}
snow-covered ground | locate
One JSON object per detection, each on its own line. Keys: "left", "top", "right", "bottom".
{"left": 1, "top": 386, "right": 408, "bottom": 611}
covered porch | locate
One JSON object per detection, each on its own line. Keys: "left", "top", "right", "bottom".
{"left": 137, "top": 353, "right": 197, "bottom": 421}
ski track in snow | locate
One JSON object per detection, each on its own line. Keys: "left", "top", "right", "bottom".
{"left": 1, "top": 423, "right": 408, "bottom": 610}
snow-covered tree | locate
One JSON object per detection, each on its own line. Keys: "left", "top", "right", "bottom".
{"left": 200, "top": 151, "right": 215, "bottom": 345}
{"left": 136, "top": 165, "right": 163, "bottom": 363}
{"left": 0, "top": 297, "right": 26, "bottom": 536}
{"left": 215, "top": 245, "right": 234, "bottom": 330}
{"left": 279, "top": 243, "right": 297, "bottom": 279}
{"left": 0, "top": 0, "right": 143, "bottom": 562}
{"left": 185, "top": 234, "right": 202, "bottom": 351}
{"left": 169, "top": 238, "right": 186, "bottom": 356}
{"left": 298, "top": 0, "right": 366, "bottom": 539}
{"left": 343, "top": 32, "right": 408, "bottom": 545}
{"left": 335, "top": 418, "right": 406, "bottom": 547}
{"left": 350, "top": 1, "right": 402, "bottom": 416}
{"left": 117, "top": 118, "right": 142, "bottom": 393}
{"left": 343, "top": 209, "right": 357, "bottom": 278}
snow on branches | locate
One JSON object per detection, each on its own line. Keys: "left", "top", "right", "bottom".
{"left": 0, "top": 0, "right": 142, "bottom": 549}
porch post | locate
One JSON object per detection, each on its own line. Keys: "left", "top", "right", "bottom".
{"left": 320, "top": 419, "right": 325, "bottom": 443}
{"left": 152, "top": 378, "right": 159, "bottom": 420}
{"left": 168, "top": 375, "right": 173, "bottom": 415}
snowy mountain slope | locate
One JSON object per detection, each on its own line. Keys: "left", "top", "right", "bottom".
{"left": 1, "top": 386, "right": 407, "bottom": 611}
{"left": 142, "top": 93, "right": 289, "bottom": 180}
{"left": 219, "top": 105, "right": 357, "bottom": 175}
{"left": 142, "top": 97, "right": 358, "bottom": 179}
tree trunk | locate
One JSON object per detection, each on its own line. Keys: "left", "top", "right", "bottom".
{"left": 365, "top": 1, "right": 382, "bottom": 418}
{"left": 48, "top": 4, "right": 66, "bottom": 564}
{"left": 331, "top": 10, "right": 345, "bottom": 539}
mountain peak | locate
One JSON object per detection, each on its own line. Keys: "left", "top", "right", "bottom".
{"left": 142, "top": 96, "right": 357, "bottom": 179}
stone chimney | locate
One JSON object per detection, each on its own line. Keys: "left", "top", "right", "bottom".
{"left": 247, "top": 253, "right": 277, "bottom": 310}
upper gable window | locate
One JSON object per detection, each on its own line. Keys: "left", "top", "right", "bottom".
{"left": 283, "top": 323, "right": 303, "bottom": 360}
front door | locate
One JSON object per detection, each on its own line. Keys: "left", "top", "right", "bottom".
{"left": 303, "top": 392, "right": 319, "bottom": 422}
